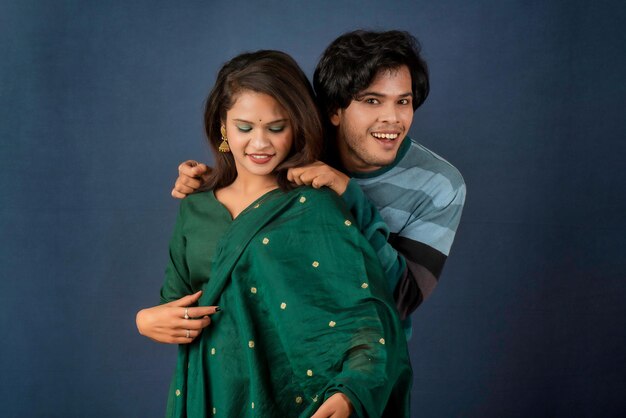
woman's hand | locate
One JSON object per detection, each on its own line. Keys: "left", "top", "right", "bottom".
{"left": 171, "top": 160, "right": 211, "bottom": 199}
{"left": 287, "top": 161, "right": 350, "bottom": 196}
{"left": 136, "top": 291, "right": 219, "bottom": 344}
{"left": 310, "top": 392, "right": 353, "bottom": 418}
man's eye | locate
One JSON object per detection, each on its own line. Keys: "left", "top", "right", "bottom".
{"left": 268, "top": 126, "right": 285, "bottom": 133}
{"left": 399, "top": 99, "right": 410, "bottom": 105}
{"left": 365, "top": 98, "right": 380, "bottom": 104}
{"left": 237, "top": 125, "right": 252, "bottom": 133}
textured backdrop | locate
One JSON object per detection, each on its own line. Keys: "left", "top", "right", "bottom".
{"left": 1, "top": 0, "right": 625, "bottom": 416}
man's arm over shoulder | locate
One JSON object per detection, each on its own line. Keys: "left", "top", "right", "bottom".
{"left": 341, "top": 180, "right": 406, "bottom": 298}
{"left": 344, "top": 164, "right": 466, "bottom": 320}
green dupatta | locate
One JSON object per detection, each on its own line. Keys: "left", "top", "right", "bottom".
{"left": 162, "top": 187, "right": 411, "bottom": 417}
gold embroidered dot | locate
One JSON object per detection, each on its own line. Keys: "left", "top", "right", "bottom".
{"left": 212, "top": 407, "right": 217, "bottom": 415}
{"left": 280, "top": 302, "right": 287, "bottom": 310}
{"left": 211, "top": 347, "right": 216, "bottom": 355}
{"left": 313, "top": 395, "right": 319, "bottom": 402}
{"left": 299, "top": 196, "right": 306, "bottom": 203}
{"left": 344, "top": 219, "right": 352, "bottom": 226}
{"left": 361, "top": 282, "right": 369, "bottom": 289}
{"left": 250, "top": 287, "right": 257, "bottom": 294}
{"left": 253, "top": 203, "right": 260, "bottom": 208}
{"left": 312, "top": 261, "right": 319, "bottom": 268}
{"left": 329, "top": 321, "right": 336, "bottom": 327}
{"left": 175, "top": 389, "right": 181, "bottom": 397}
{"left": 262, "top": 237, "right": 269, "bottom": 245}
{"left": 306, "top": 369, "right": 313, "bottom": 377}
{"left": 295, "top": 396, "right": 303, "bottom": 404}
{"left": 379, "top": 338, "right": 386, "bottom": 345}
{"left": 248, "top": 340, "right": 255, "bottom": 348}
{"left": 251, "top": 402, "right": 255, "bottom": 409}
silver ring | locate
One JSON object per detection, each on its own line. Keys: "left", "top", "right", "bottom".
{"left": 184, "top": 307, "right": 190, "bottom": 320}
{"left": 185, "top": 329, "right": 191, "bottom": 339}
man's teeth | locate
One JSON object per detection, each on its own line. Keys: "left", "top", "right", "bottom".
{"left": 372, "top": 133, "right": 399, "bottom": 139}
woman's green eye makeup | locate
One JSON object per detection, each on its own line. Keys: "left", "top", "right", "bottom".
{"left": 234, "top": 124, "right": 285, "bottom": 133}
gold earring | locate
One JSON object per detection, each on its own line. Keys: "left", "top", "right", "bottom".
{"left": 218, "top": 126, "right": 230, "bottom": 153}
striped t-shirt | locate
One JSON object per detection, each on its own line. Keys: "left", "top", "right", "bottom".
{"left": 342, "top": 137, "right": 466, "bottom": 336}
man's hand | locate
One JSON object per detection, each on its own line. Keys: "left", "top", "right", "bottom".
{"left": 287, "top": 161, "right": 350, "bottom": 196}
{"left": 171, "top": 160, "right": 211, "bottom": 199}
{"left": 310, "top": 393, "right": 353, "bottom": 418}
{"left": 136, "top": 291, "right": 219, "bottom": 344}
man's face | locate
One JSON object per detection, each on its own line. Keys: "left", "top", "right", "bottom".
{"left": 331, "top": 65, "right": 414, "bottom": 173}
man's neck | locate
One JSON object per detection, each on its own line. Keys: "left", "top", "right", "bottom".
{"left": 337, "top": 139, "right": 382, "bottom": 174}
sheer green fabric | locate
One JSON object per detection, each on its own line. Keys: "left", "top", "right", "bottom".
{"left": 161, "top": 186, "right": 411, "bottom": 417}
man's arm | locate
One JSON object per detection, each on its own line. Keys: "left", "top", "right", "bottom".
{"left": 288, "top": 162, "right": 465, "bottom": 320}
{"left": 184, "top": 160, "right": 465, "bottom": 323}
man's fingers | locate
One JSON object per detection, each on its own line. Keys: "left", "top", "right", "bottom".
{"left": 171, "top": 189, "right": 186, "bottom": 199}
{"left": 179, "top": 160, "right": 209, "bottom": 177}
{"left": 178, "top": 160, "right": 199, "bottom": 175}
{"left": 310, "top": 173, "right": 331, "bottom": 189}
{"left": 178, "top": 175, "right": 202, "bottom": 188}
{"left": 288, "top": 164, "right": 322, "bottom": 183}
{"left": 305, "top": 172, "right": 333, "bottom": 189}
{"left": 193, "top": 162, "right": 209, "bottom": 175}
{"left": 287, "top": 168, "right": 304, "bottom": 184}
{"left": 174, "top": 182, "right": 196, "bottom": 195}
{"left": 291, "top": 169, "right": 317, "bottom": 185}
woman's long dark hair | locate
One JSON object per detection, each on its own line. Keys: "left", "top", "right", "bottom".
{"left": 202, "top": 50, "right": 324, "bottom": 191}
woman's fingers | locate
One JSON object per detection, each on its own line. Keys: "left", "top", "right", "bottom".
{"left": 169, "top": 291, "right": 203, "bottom": 307}
{"left": 178, "top": 316, "right": 212, "bottom": 330}
{"left": 310, "top": 393, "right": 352, "bottom": 418}
{"left": 176, "top": 328, "right": 199, "bottom": 339}
{"left": 138, "top": 292, "right": 220, "bottom": 344}
{"left": 186, "top": 305, "right": 220, "bottom": 318}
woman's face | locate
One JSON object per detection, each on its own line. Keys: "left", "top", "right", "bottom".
{"left": 224, "top": 90, "right": 293, "bottom": 181}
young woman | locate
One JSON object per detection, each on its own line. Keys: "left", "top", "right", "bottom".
{"left": 136, "top": 50, "right": 411, "bottom": 418}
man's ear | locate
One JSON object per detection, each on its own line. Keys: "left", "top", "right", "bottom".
{"left": 330, "top": 109, "right": 342, "bottom": 127}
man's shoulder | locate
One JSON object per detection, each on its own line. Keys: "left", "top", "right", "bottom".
{"left": 359, "top": 138, "right": 465, "bottom": 198}
{"left": 398, "top": 138, "right": 465, "bottom": 189}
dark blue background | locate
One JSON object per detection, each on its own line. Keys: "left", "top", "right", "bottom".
{"left": 1, "top": 1, "right": 625, "bottom": 417}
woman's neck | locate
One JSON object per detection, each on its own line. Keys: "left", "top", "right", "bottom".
{"left": 228, "top": 174, "right": 278, "bottom": 196}
{"left": 215, "top": 174, "right": 279, "bottom": 219}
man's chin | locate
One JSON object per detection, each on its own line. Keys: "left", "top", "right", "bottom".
{"left": 356, "top": 155, "right": 397, "bottom": 172}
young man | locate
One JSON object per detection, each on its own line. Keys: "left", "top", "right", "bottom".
{"left": 173, "top": 30, "right": 466, "bottom": 338}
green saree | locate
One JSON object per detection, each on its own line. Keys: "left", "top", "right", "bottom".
{"left": 161, "top": 186, "right": 411, "bottom": 417}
